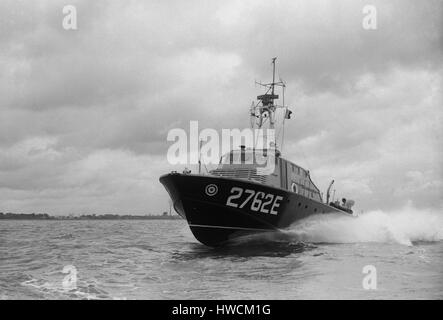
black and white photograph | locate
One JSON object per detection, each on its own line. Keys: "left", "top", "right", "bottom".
{"left": 1, "top": 0, "right": 442, "bottom": 304}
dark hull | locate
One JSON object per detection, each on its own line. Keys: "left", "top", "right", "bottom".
{"left": 159, "top": 173, "right": 348, "bottom": 246}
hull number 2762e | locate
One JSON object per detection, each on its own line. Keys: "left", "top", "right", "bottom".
{"left": 226, "top": 187, "right": 283, "bottom": 215}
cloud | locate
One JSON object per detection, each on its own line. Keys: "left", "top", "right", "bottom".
{"left": 0, "top": 146, "right": 171, "bottom": 214}
{"left": 284, "top": 68, "right": 443, "bottom": 210}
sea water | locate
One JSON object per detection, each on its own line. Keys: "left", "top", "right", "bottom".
{"left": 1, "top": 207, "right": 442, "bottom": 299}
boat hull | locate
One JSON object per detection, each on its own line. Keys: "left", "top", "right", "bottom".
{"left": 159, "top": 173, "right": 347, "bottom": 246}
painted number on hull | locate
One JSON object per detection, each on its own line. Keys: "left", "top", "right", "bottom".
{"left": 226, "top": 187, "right": 283, "bottom": 215}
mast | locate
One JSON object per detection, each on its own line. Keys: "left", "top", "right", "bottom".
{"left": 252, "top": 58, "right": 290, "bottom": 150}
{"left": 271, "top": 57, "right": 276, "bottom": 99}
{"left": 270, "top": 57, "right": 277, "bottom": 130}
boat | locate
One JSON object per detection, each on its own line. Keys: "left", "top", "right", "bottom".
{"left": 159, "top": 58, "right": 355, "bottom": 246}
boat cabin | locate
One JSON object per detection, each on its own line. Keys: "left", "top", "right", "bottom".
{"left": 210, "top": 148, "right": 323, "bottom": 203}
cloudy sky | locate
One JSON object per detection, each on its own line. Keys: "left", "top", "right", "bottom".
{"left": 0, "top": 0, "right": 442, "bottom": 215}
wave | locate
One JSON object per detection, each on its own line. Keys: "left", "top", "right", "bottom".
{"left": 21, "top": 277, "right": 123, "bottom": 300}
{"left": 285, "top": 206, "right": 443, "bottom": 246}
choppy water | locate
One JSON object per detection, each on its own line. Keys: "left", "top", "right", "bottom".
{"left": 1, "top": 207, "right": 443, "bottom": 300}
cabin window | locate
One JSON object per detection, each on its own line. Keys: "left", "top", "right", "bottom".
{"left": 219, "top": 151, "right": 238, "bottom": 164}
{"left": 254, "top": 152, "right": 267, "bottom": 166}
{"left": 220, "top": 151, "right": 262, "bottom": 165}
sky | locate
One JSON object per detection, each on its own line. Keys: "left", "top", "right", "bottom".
{"left": 0, "top": 0, "right": 442, "bottom": 215}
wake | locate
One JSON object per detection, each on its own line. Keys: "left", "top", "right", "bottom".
{"left": 285, "top": 205, "right": 443, "bottom": 246}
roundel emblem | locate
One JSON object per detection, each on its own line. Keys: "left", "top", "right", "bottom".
{"left": 205, "top": 184, "right": 218, "bottom": 196}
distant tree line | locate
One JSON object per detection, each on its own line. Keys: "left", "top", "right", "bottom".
{"left": 0, "top": 212, "right": 51, "bottom": 219}
{"left": 0, "top": 212, "right": 181, "bottom": 220}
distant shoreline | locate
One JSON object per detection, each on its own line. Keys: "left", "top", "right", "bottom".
{"left": 0, "top": 213, "right": 182, "bottom": 220}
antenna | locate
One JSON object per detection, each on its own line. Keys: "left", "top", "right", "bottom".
{"left": 198, "top": 139, "right": 202, "bottom": 174}
{"left": 271, "top": 57, "right": 277, "bottom": 97}
{"left": 326, "top": 180, "right": 335, "bottom": 204}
